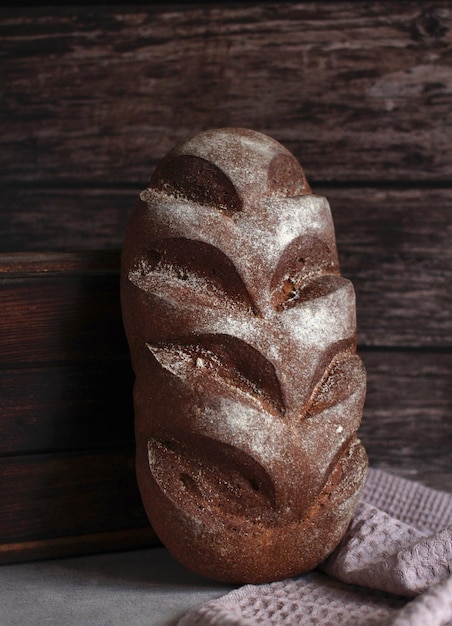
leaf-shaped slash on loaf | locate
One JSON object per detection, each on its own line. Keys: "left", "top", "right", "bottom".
{"left": 270, "top": 234, "right": 348, "bottom": 311}
{"left": 128, "top": 238, "right": 258, "bottom": 315}
{"left": 146, "top": 334, "right": 285, "bottom": 416}
{"left": 150, "top": 153, "right": 243, "bottom": 215}
{"left": 147, "top": 436, "right": 278, "bottom": 520}
{"left": 304, "top": 352, "right": 367, "bottom": 418}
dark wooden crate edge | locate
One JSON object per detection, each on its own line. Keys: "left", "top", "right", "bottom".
{"left": 0, "top": 528, "right": 159, "bottom": 566}
{"left": 0, "top": 252, "right": 161, "bottom": 563}
{"left": 0, "top": 447, "right": 157, "bottom": 564}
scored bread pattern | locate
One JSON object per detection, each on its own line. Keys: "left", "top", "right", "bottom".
{"left": 129, "top": 231, "right": 361, "bottom": 415}
{"left": 129, "top": 238, "right": 257, "bottom": 314}
{"left": 121, "top": 128, "right": 368, "bottom": 583}
{"left": 146, "top": 335, "right": 286, "bottom": 416}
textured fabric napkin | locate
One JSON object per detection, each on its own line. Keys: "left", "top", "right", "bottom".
{"left": 179, "top": 468, "right": 452, "bottom": 626}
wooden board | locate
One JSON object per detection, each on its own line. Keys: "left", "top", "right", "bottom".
{"left": 360, "top": 350, "right": 452, "bottom": 492}
{"left": 1, "top": 3, "right": 452, "bottom": 184}
{"left": 0, "top": 450, "right": 156, "bottom": 564}
{"left": 0, "top": 362, "right": 134, "bottom": 455}
{"left": 0, "top": 449, "right": 149, "bottom": 544}
{"left": 1, "top": 189, "right": 134, "bottom": 253}
{"left": 0, "top": 253, "right": 143, "bottom": 560}
{"left": 330, "top": 188, "right": 452, "bottom": 348}
{"left": 0, "top": 528, "right": 157, "bottom": 565}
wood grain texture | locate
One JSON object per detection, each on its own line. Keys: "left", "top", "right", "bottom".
{"left": 0, "top": 362, "right": 134, "bottom": 456}
{"left": 1, "top": 3, "right": 452, "bottom": 184}
{"left": 0, "top": 250, "right": 122, "bottom": 274}
{"left": 0, "top": 449, "right": 150, "bottom": 544}
{"left": 0, "top": 528, "right": 158, "bottom": 566}
{"left": 330, "top": 187, "right": 452, "bottom": 348}
{"left": 360, "top": 350, "right": 452, "bottom": 492}
{"left": 0, "top": 271, "right": 128, "bottom": 366}
{"left": 1, "top": 190, "right": 134, "bottom": 253}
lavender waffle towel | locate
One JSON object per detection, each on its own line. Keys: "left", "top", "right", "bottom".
{"left": 179, "top": 469, "right": 452, "bottom": 625}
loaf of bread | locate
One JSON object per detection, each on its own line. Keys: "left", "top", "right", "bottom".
{"left": 120, "top": 128, "right": 368, "bottom": 583}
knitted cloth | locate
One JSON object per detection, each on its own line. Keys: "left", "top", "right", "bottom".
{"left": 179, "top": 468, "right": 452, "bottom": 626}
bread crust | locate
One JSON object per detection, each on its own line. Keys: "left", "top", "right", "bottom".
{"left": 121, "top": 128, "right": 368, "bottom": 583}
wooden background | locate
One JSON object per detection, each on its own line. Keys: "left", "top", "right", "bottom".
{"left": 1, "top": 1, "right": 451, "bottom": 562}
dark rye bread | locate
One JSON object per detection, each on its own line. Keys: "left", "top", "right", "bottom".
{"left": 120, "top": 128, "right": 368, "bottom": 583}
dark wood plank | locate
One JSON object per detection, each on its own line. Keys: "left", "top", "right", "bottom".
{"left": 328, "top": 187, "right": 452, "bottom": 348}
{"left": 0, "top": 528, "right": 158, "bottom": 566}
{"left": 0, "top": 250, "right": 121, "bottom": 275}
{"left": 0, "top": 449, "right": 150, "bottom": 544}
{"left": 0, "top": 189, "right": 134, "bottom": 253}
{"left": 0, "top": 362, "right": 134, "bottom": 456}
{"left": 360, "top": 350, "right": 452, "bottom": 493}
{"left": 0, "top": 271, "right": 128, "bottom": 366}
{"left": 1, "top": 3, "right": 452, "bottom": 184}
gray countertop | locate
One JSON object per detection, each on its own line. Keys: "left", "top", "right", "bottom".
{"left": 0, "top": 548, "right": 233, "bottom": 626}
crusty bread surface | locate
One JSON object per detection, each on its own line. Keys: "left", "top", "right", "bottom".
{"left": 121, "top": 128, "right": 368, "bottom": 583}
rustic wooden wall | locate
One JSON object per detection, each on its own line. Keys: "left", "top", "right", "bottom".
{"left": 1, "top": 2, "right": 451, "bottom": 562}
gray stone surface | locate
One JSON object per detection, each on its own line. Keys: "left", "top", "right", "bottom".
{"left": 0, "top": 548, "right": 233, "bottom": 625}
